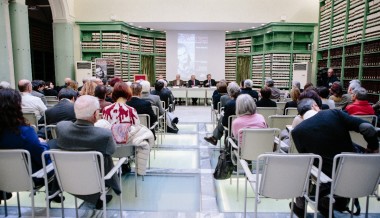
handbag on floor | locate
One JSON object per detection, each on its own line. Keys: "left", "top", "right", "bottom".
{"left": 213, "top": 150, "right": 234, "bottom": 180}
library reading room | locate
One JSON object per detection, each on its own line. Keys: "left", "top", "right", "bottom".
{"left": 1, "top": 0, "right": 380, "bottom": 217}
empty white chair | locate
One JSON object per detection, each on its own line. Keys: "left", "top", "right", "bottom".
{"left": 276, "top": 102, "right": 287, "bottom": 114}
{"left": 268, "top": 115, "right": 296, "bottom": 130}
{"left": 329, "top": 153, "right": 380, "bottom": 218}
{"left": 256, "top": 107, "right": 279, "bottom": 124}
{"left": 228, "top": 128, "right": 280, "bottom": 200}
{"left": 43, "top": 150, "right": 126, "bottom": 218}
{"left": 285, "top": 108, "right": 298, "bottom": 116}
{"left": 240, "top": 153, "right": 322, "bottom": 218}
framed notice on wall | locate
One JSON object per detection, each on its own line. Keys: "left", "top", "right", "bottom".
{"left": 95, "top": 58, "right": 115, "bottom": 79}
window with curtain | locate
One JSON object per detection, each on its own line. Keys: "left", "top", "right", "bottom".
{"left": 236, "top": 56, "right": 250, "bottom": 83}
{"left": 141, "top": 55, "right": 155, "bottom": 84}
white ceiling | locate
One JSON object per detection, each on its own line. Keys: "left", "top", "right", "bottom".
{"left": 128, "top": 22, "right": 267, "bottom": 32}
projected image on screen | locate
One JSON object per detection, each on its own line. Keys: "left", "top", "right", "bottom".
{"left": 177, "top": 33, "right": 209, "bottom": 80}
{"left": 167, "top": 31, "right": 225, "bottom": 81}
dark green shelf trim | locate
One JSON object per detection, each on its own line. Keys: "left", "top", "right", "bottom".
{"left": 362, "top": 79, "right": 380, "bottom": 81}
{"left": 362, "top": 65, "right": 380, "bottom": 68}
{"left": 343, "top": 66, "right": 360, "bottom": 69}
{"left": 345, "top": 53, "right": 361, "bottom": 57}
{"left": 364, "top": 51, "right": 380, "bottom": 55}
{"left": 265, "top": 40, "right": 292, "bottom": 44}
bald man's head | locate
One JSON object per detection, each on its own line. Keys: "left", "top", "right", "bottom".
{"left": 64, "top": 78, "right": 72, "bottom": 85}
{"left": 18, "top": 79, "right": 32, "bottom": 93}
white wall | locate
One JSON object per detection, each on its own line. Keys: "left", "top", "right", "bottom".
{"left": 73, "top": 0, "right": 319, "bottom": 24}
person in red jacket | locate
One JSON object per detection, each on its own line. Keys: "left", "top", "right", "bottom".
{"left": 345, "top": 87, "right": 375, "bottom": 115}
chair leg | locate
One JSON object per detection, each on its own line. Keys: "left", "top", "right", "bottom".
{"left": 329, "top": 196, "right": 334, "bottom": 218}
{"left": 75, "top": 197, "right": 78, "bottom": 218}
{"left": 61, "top": 194, "right": 65, "bottom": 218}
{"left": 17, "top": 192, "right": 21, "bottom": 217}
{"left": 244, "top": 178, "right": 247, "bottom": 218}
{"left": 366, "top": 195, "right": 369, "bottom": 218}
{"left": 3, "top": 191, "right": 8, "bottom": 217}
{"left": 350, "top": 198, "right": 354, "bottom": 218}
{"left": 119, "top": 169, "right": 123, "bottom": 218}
{"left": 103, "top": 194, "right": 107, "bottom": 218}
{"left": 237, "top": 163, "right": 239, "bottom": 201}
{"left": 30, "top": 190, "right": 35, "bottom": 218}
{"left": 290, "top": 199, "right": 294, "bottom": 218}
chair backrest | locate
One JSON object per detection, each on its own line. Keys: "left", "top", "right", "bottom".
{"left": 138, "top": 114, "right": 151, "bottom": 128}
{"left": 0, "top": 149, "right": 34, "bottom": 192}
{"left": 256, "top": 107, "right": 279, "bottom": 124}
{"left": 332, "top": 153, "right": 380, "bottom": 198}
{"left": 268, "top": 115, "right": 296, "bottom": 130}
{"left": 257, "top": 153, "right": 321, "bottom": 199}
{"left": 23, "top": 112, "right": 38, "bottom": 127}
{"left": 349, "top": 131, "right": 367, "bottom": 148}
{"left": 352, "top": 115, "right": 378, "bottom": 127}
{"left": 276, "top": 102, "right": 287, "bottom": 114}
{"left": 285, "top": 108, "right": 298, "bottom": 116}
{"left": 227, "top": 115, "right": 237, "bottom": 137}
{"left": 45, "top": 150, "right": 105, "bottom": 196}
{"left": 152, "top": 106, "right": 159, "bottom": 117}
{"left": 46, "top": 124, "right": 58, "bottom": 139}
{"left": 239, "top": 128, "right": 280, "bottom": 161}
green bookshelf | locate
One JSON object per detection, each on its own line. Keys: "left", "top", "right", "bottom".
{"left": 317, "top": 0, "right": 380, "bottom": 103}
{"left": 77, "top": 22, "right": 166, "bottom": 84}
{"left": 225, "top": 23, "right": 315, "bottom": 90}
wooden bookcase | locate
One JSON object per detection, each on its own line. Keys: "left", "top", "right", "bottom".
{"left": 78, "top": 22, "right": 166, "bottom": 83}
{"left": 317, "top": 0, "right": 380, "bottom": 103}
{"left": 225, "top": 23, "right": 315, "bottom": 90}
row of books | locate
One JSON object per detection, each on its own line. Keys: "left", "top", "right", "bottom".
{"left": 363, "top": 54, "right": 380, "bottom": 66}
{"left": 362, "top": 81, "right": 380, "bottom": 94}
{"left": 363, "top": 68, "right": 380, "bottom": 79}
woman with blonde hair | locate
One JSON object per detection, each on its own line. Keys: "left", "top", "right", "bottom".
{"left": 79, "top": 81, "right": 97, "bottom": 96}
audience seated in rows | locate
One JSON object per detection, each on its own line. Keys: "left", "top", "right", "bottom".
{"left": 345, "top": 87, "right": 375, "bottom": 115}
{"left": 19, "top": 79, "right": 47, "bottom": 119}
{"left": 52, "top": 95, "right": 119, "bottom": 209}
{"left": 204, "top": 82, "right": 240, "bottom": 145}
{"left": 283, "top": 88, "right": 300, "bottom": 114}
{"left": 240, "top": 79, "right": 258, "bottom": 101}
{"left": 231, "top": 94, "right": 267, "bottom": 145}
{"left": 291, "top": 98, "right": 379, "bottom": 217}
{"left": 256, "top": 87, "right": 277, "bottom": 107}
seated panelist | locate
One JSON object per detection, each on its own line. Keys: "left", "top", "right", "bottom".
{"left": 203, "top": 73, "right": 216, "bottom": 87}
{"left": 171, "top": 74, "right": 185, "bottom": 87}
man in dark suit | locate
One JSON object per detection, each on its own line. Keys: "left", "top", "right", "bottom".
{"left": 187, "top": 75, "right": 200, "bottom": 105}
{"left": 44, "top": 88, "right": 77, "bottom": 125}
{"left": 240, "top": 79, "right": 259, "bottom": 101}
{"left": 127, "top": 83, "right": 157, "bottom": 138}
{"left": 55, "top": 95, "right": 119, "bottom": 209}
{"left": 203, "top": 73, "right": 216, "bottom": 87}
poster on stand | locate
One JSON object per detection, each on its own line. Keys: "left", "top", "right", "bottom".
{"left": 95, "top": 58, "right": 115, "bottom": 79}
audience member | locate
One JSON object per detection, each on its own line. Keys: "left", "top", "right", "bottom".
{"left": 329, "top": 82, "right": 350, "bottom": 108}
{"left": 212, "top": 81, "right": 227, "bottom": 110}
{"left": 102, "top": 82, "right": 140, "bottom": 125}
{"left": 140, "top": 80, "right": 165, "bottom": 115}
{"left": 0, "top": 88, "right": 63, "bottom": 203}
{"left": 204, "top": 82, "right": 240, "bottom": 145}
{"left": 265, "top": 78, "right": 281, "bottom": 100}
{"left": 68, "top": 80, "right": 79, "bottom": 92}
{"left": 203, "top": 73, "right": 216, "bottom": 87}
{"left": 231, "top": 94, "right": 267, "bottom": 144}
{"left": 342, "top": 79, "right": 361, "bottom": 106}
{"left": 291, "top": 98, "right": 378, "bottom": 217}
{"left": 31, "top": 80, "right": 48, "bottom": 105}
{"left": 79, "top": 81, "right": 97, "bottom": 96}
{"left": 156, "top": 75, "right": 168, "bottom": 83}
{"left": 55, "top": 95, "right": 120, "bottom": 209}
{"left": 345, "top": 87, "right": 375, "bottom": 115}
{"left": 127, "top": 83, "right": 157, "bottom": 138}
{"left": 18, "top": 79, "right": 47, "bottom": 119}
{"left": 324, "top": 67, "right": 339, "bottom": 88}
{"left": 0, "top": 81, "right": 11, "bottom": 89}
{"left": 283, "top": 88, "right": 300, "bottom": 114}
{"left": 292, "top": 81, "right": 301, "bottom": 90}
{"left": 44, "top": 88, "right": 77, "bottom": 125}
{"left": 43, "top": 81, "right": 58, "bottom": 96}
{"left": 95, "top": 85, "right": 112, "bottom": 111}
{"left": 256, "top": 87, "right": 277, "bottom": 107}
{"left": 109, "top": 77, "right": 123, "bottom": 87}
{"left": 187, "top": 75, "right": 201, "bottom": 105}
{"left": 303, "top": 82, "right": 314, "bottom": 91}
{"left": 151, "top": 81, "right": 173, "bottom": 111}
{"left": 240, "top": 79, "right": 258, "bottom": 101}
{"left": 78, "top": 78, "right": 88, "bottom": 91}
{"left": 317, "top": 86, "right": 335, "bottom": 109}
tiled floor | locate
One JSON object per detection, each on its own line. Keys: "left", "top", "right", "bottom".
{"left": 1, "top": 105, "right": 380, "bottom": 217}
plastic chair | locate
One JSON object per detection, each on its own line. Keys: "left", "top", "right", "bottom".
{"left": 268, "top": 115, "right": 296, "bottom": 130}
{"left": 329, "top": 153, "right": 380, "bottom": 218}
{"left": 256, "top": 107, "right": 279, "bottom": 124}
{"left": 240, "top": 153, "right": 322, "bottom": 218}
{"left": 228, "top": 128, "right": 280, "bottom": 200}
{"left": 42, "top": 150, "right": 126, "bottom": 218}
{"left": 138, "top": 114, "right": 157, "bottom": 168}
{"left": 276, "top": 102, "right": 287, "bottom": 114}
{"left": 0, "top": 149, "right": 55, "bottom": 217}
{"left": 152, "top": 106, "right": 163, "bottom": 146}
{"left": 285, "top": 108, "right": 298, "bottom": 116}
{"left": 222, "top": 115, "right": 237, "bottom": 148}
{"left": 352, "top": 115, "right": 378, "bottom": 127}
